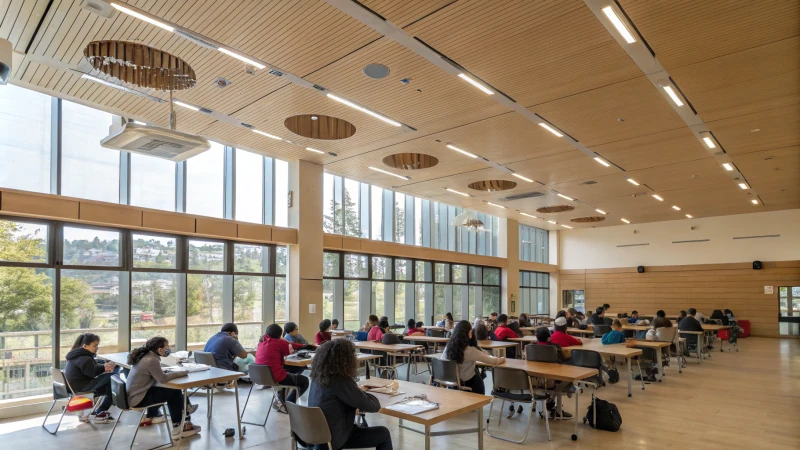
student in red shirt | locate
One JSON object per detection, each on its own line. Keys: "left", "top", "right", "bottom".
{"left": 255, "top": 324, "right": 309, "bottom": 413}
{"left": 367, "top": 320, "right": 389, "bottom": 341}
{"left": 549, "top": 317, "right": 584, "bottom": 348}
{"left": 491, "top": 314, "right": 521, "bottom": 359}
{"left": 404, "top": 318, "right": 425, "bottom": 336}
{"left": 315, "top": 319, "right": 333, "bottom": 345}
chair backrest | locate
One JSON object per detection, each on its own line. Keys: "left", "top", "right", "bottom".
{"left": 194, "top": 351, "right": 217, "bottom": 367}
{"left": 525, "top": 344, "right": 559, "bottom": 363}
{"left": 655, "top": 326, "right": 677, "bottom": 344}
{"left": 247, "top": 364, "right": 278, "bottom": 387}
{"left": 431, "top": 358, "right": 460, "bottom": 386}
{"left": 354, "top": 331, "right": 369, "bottom": 341}
{"left": 593, "top": 324, "right": 611, "bottom": 338}
{"left": 285, "top": 402, "right": 332, "bottom": 447}
{"left": 570, "top": 349, "right": 604, "bottom": 379}
{"left": 492, "top": 366, "right": 531, "bottom": 392}
{"left": 110, "top": 374, "right": 130, "bottom": 410}
{"left": 427, "top": 329, "right": 445, "bottom": 338}
{"left": 51, "top": 367, "right": 72, "bottom": 399}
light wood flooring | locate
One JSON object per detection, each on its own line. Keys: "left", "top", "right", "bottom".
{"left": 1, "top": 337, "right": 798, "bottom": 449}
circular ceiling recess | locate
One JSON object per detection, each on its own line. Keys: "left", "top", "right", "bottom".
{"left": 363, "top": 63, "right": 390, "bottom": 79}
{"left": 284, "top": 114, "right": 356, "bottom": 140}
{"left": 382, "top": 153, "right": 439, "bottom": 170}
{"left": 536, "top": 205, "right": 575, "bottom": 213}
{"left": 467, "top": 180, "right": 517, "bottom": 191}
{"left": 570, "top": 216, "right": 606, "bottom": 223}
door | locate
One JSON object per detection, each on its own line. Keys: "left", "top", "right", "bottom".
{"left": 562, "top": 290, "right": 585, "bottom": 313}
{"left": 779, "top": 286, "right": 800, "bottom": 336}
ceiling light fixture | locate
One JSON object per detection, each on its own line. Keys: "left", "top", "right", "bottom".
{"left": 445, "top": 188, "right": 470, "bottom": 197}
{"left": 595, "top": 209, "right": 607, "bottom": 215}
{"left": 173, "top": 100, "right": 199, "bottom": 111}
{"left": 557, "top": 193, "right": 574, "bottom": 201}
{"left": 702, "top": 137, "right": 716, "bottom": 149}
{"left": 547, "top": 220, "right": 557, "bottom": 225}
{"left": 627, "top": 178, "right": 639, "bottom": 186}
{"left": 111, "top": 3, "right": 174, "bottom": 32}
{"left": 520, "top": 212, "right": 538, "bottom": 219}
{"left": 252, "top": 129, "right": 282, "bottom": 140}
{"left": 538, "top": 122, "right": 563, "bottom": 137}
{"left": 621, "top": 218, "right": 630, "bottom": 224}
{"left": 446, "top": 144, "right": 478, "bottom": 159}
{"left": 593, "top": 157, "right": 611, "bottom": 167}
{"left": 369, "top": 166, "right": 410, "bottom": 180}
{"left": 686, "top": 214, "right": 693, "bottom": 219}
{"left": 722, "top": 163, "right": 734, "bottom": 171}
{"left": 218, "top": 48, "right": 266, "bottom": 69}
{"left": 663, "top": 85, "right": 684, "bottom": 107}
{"left": 672, "top": 205, "right": 681, "bottom": 211}
{"left": 652, "top": 194, "right": 664, "bottom": 201}
{"left": 487, "top": 202, "right": 505, "bottom": 209}
{"left": 458, "top": 73, "right": 494, "bottom": 95}
{"left": 327, "top": 93, "right": 402, "bottom": 127}
{"left": 561, "top": 224, "right": 573, "bottom": 229}
{"left": 512, "top": 173, "right": 533, "bottom": 182}
{"left": 305, "top": 147, "right": 325, "bottom": 154}
{"left": 601, "top": 6, "right": 636, "bottom": 43}
{"left": 751, "top": 199, "right": 759, "bottom": 205}
{"left": 738, "top": 183, "right": 749, "bottom": 189}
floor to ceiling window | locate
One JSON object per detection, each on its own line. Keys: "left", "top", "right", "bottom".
{"left": 520, "top": 224, "right": 549, "bottom": 264}
{"left": 520, "top": 270, "right": 550, "bottom": 315}
{"left": 61, "top": 100, "right": 118, "bottom": 202}
{"left": 0, "top": 84, "right": 51, "bottom": 193}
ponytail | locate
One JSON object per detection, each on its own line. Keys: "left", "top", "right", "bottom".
{"left": 71, "top": 332, "right": 100, "bottom": 351}
{"left": 128, "top": 336, "right": 168, "bottom": 366}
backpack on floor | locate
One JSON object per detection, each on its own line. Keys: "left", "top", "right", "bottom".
{"left": 584, "top": 398, "right": 622, "bottom": 432}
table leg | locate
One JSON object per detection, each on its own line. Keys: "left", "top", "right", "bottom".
{"left": 478, "top": 406, "right": 484, "bottom": 449}
{"left": 406, "top": 352, "right": 412, "bottom": 381}
{"left": 656, "top": 349, "right": 664, "bottom": 382}
{"left": 627, "top": 358, "right": 632, "bottom": 397}
{"left": 573, "top": 384, "right": 579, "bottom": 440}
{"left": 365, "top": 360, "right": 370, "bottom": 380}
{"left": 176, "top": 388, "right": 188, "bottom": 449}
{"left": 234, "top": 380, "right": 243, "bottom": 438}
{"left": 425, "top": 424, "right": 431, "bottom": 450}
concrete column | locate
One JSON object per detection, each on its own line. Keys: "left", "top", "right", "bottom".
{"left": 499, "top": 218, "right": 520, "bottom": 315}
{"left": 549, "top": 230, "right": 559, "bottom": 317}
{"left": 288, "top": 160, "right": 324, "bottom": 334}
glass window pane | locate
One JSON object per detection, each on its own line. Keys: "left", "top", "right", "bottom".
{"left": 130, "top": 153, "right": 175, "bottom": 211}
{"left": 235, "top": 149, "right": 264, "bottom": 223}
{"left": 188, "top": 239, "right": 225, "bottom": 271}
{"left": 187, "top": 273, "right": 224, "bottom": 349}
{"left": 414, "top": 197, "right": 423, "bottom": 246}
{"left": 415, "top": 283, "right": 427, "bottom": 323}
{"left": 323, "top": 173, "right": 336, "bottom": 233}
{"left": 0, "top": 220, "right": 48, "bottom": 263}
{"left": 415, "top": 261, "right": 431, "bottom": 282}
{"left": 452, "top": 265, "right": 465, "bottom": 284}
{"left": 344, "top": 254, "right": 368, "bottom": 278}
{"left": 276, "top": 247, "right": 288, "bottom": 275}
{"left": 435, "top": 263, "right": 449, "bottom": 283}
{"left": 371, "top": 185, "right": 382, "bottom": 240}
{"left": 63, "top": 227, "right": 120, "bottom": 266}
{"left": 468, "top": 286, "right": 476, "bottom": 320}
{"left": 394, "top": 193, "right": 405, "bottom": 243}
{"left": 0, "top": 267, "right": 54, "bottom": 400}
{"left": 434, "top": 284, "right": 445, "bottom": 321}
{"left": 395, "top": 259, "right": 410, "bottom": 281}
{"left": 453, "top": 285, "right": 463, "bottom": 322}
{"left": 395, "top": 282, "right": 407, "bottom": 324}
{"left": 131, "top": 272, "right": 178, "bottom": 349}
{"left": 371, "top": 281, "right": 386, "bottom": 318}
{"left": 372, "top": 256, "right": 391, "bottom": 280}
{"left": 60, "top": 270, "right": 120, "bottom": 362}
{"left": 483, "top": 268, "right": 500, "bottom": 286}
{"left": 0, "top": 84, "right": 51, "bottom": 193}
{"left": 132, "top": 234, "right": 176, "bottom": 269}
{"left": 275, "top": 159, "right": 289, "bottom": 227}
{"left": 323, "top": 279, "right": 335, "bottom": 322}
{"left": 468, "top": 266, "right": 482, "bottom": 285}
{"left": 344, "top": 178, "right": 360, "bottom": 237}
{"left": 275, "top": 276, "right": 288, "bottom": 325}
{"left": 186, "top": 142, "right": 224, "bottom": 218}
{"left": 234, "top": 275, "right": 263, "bottom": 348}
{"left": 234, "top": 244, "right": 268, "bottom": 273}
{"left": 323, "top": 252, "right": 340, "bottom": 277}
{"left": 344, "top": 280, "right": 360, "bottom": 330}
{"left": 482, "top": 286, "right": 500, "bottom": 318}
{"left": 61, "top": 100, "right": 118, "bottom": 202}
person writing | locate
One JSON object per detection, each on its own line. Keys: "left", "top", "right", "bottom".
{"left": 203, "top": 323, "right": 248, "bottom": 374}
{"left": 441, "top": 320, "right": 503, "bottom": 394}
{"left": 315, "top": 319, "right": 333, "bottom": 345}
{"left": 255, "top": 324, "right": 309, "bottom": 413}
{"left": 64, "top": 333, "right": 117, "bottom": 424}
{"left": 308, "top": 339, "right": 392, "bottom": 450}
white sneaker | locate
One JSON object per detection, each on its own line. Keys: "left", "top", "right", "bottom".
{"left": 187, "top": 403, "right": 199, "bottom": 415}
{"left": 172, "top": 422, "right": 201, "bottom": 438}
{"left": 150, "top": 415, "right": 167, "bottom": 424}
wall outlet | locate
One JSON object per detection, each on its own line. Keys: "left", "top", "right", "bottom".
{"left": 309, "top": 304, "right": 316, "bottom": 313}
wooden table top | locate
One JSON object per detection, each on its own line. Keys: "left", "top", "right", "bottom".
{"left": 423, "top": 353, "right": 596, "bottom": 382}
{"left": 477, "top": 340, "right": 518, "bottom": 349}
{"left": 99, "top": 352, "right": 242, "bottom": 389}
{"left": 359, "top": 379, "right": 491, "bottom": 427}
{"left": 701, "top": 324, "right": 733, "bottom": 331}
{"left": 353, "top": 341, "right": 424, "bottom": 352}
{"left": 627, "top": 340, "right": 671, "bottom": 348}
{"left": 508, "top": 336, "right": 538, "bottom": 343}
{"left": 420, "top": 326, "right": 448, "bottom": 331}
{"left": 569, "top": 339, "right": 644, "bottom": 358}
{"left": 284, "top": 352, "right": 381, "bottom": 367}
{"left": 402, "top": 335, "right": 450, "bottom": 343}
{"left": 331, "top": 329, "right": 353, "bottom": 335}
{"left": 567, "top": 328, "right": 595, "bottom": 335}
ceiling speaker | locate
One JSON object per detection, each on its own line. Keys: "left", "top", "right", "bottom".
{"left": 637, "top": 266, "right": 645, "bottom": 273}
{"left": 753, "top": 261, "right": 762, "bottom": 270}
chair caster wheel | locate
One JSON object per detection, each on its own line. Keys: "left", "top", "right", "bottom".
{"left": 242, "top": 426, "right": 246, "bottom": 436}
{"left": 628, "top": 394, "right": 632, "bottom": 397}
{"left": 572, "top": 434, "right": 578, "bottom": 441}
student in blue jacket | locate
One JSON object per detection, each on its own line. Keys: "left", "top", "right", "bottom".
{"left": 602, "top": 319, "right": 627, "bottom": 345}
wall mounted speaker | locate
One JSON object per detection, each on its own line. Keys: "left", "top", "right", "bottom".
{"left": 753, "top": 261, "right": 762, "bottom": 270}
{"left": 637, "top": 266, "right": 645, "bottom": 273}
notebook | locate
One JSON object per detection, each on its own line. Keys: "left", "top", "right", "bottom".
{"left": 164, "top": 363, "right": 210, "bottom": 373}
{"left": 385, "top": 395, "right": 440, "bottom": 414}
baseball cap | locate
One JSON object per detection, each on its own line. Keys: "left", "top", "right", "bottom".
{"left": 554, "top": 317, "right": 567, "bottom": 327}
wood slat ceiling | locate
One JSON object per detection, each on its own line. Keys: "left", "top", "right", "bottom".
{"left": 0, "top": 0, "right": 797, "bottom": 230}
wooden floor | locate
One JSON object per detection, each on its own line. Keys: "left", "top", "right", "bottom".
{"left": 2, "top": 337, "right": 798, "bottom": 449}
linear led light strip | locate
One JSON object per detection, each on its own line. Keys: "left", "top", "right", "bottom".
{"left": 109, "top": 2, "right": 409, "bottom": 130}
{"left": 369, "top": 166, "right": 410, "bottom": 181}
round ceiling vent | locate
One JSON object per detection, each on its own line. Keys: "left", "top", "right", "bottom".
{"left": 363, "top": 63, "right": 390, "bottom": 79}
{"left": 467, "top": 180, "right": 518, "bottom": 192}
{"left": 570, "top": 216, "right": 606, "bottom": 223}
{"left": 382, "top": 153, "right": 439, "bottom": 170}
{"left": 536, "top": 205, "right": 575, "bottom": 213}
{"left": 284, "top": 114, "right": 356, "bottom": 140}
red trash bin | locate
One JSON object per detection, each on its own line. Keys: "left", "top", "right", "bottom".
{"left": 738, "top": 320, "right": 750, "bottom": 338}
{"left": 718, "top": 329, "right": 730, "bottom": 340}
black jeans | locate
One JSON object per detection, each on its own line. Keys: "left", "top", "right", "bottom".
{"left": 461, "top": 374, "right": 486, "bottom": 395}
{"left": 278, "top": 373, "right": 309, "bottom": 403}
{"left": 135, "top": 386, "right": 188, "bottom": 426}
{"left": 284, "top": 364, "right": 306, "bottom": 375}
{"left": 82, "top": 372, "right": 113, "bottom": 414}
{"left": 340, "top": 426, "right": 393, "bottom": 450}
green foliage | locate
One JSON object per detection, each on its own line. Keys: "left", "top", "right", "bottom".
{"left": 0, "top": 221, "right": 52, "bottom": 332}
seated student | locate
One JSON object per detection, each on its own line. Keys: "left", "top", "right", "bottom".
{"left": 710, "top": 309, "right": 728, "bottom": 325}
{"left": 534, "top": 327, "right": 566, "bottom": 360}
{"left": 436, "top": 312, "right": 456, "bottom": 330}
{"left": 507, "top": 319, "right": 523, "bottom": 337}
{"left": 550, "top": 317, "right": 583, "bottom": 348}
{"left": 724, "top": 309, "right": 735, "bottom": 321}
{"left": 308, "top": 339, "right": 392, "bottom": 450}
{"left": 678, "top": 308, "right": 704, "bottom": 350}
{"left": 518, "top": 313, "right": 531, "bottom": 328}
{"left": 255, "top": 324, "right": 309, "bottom": 413}
{"left": 486, "top": 312, "right": 499, "bottom": 332}
{"left": 331, "top": 319, "right": 340, "bottom": 330}
{"left": 442, "top": 320, "right": 503, "bottom": 395}
{"left": 575, "top": 311, "right": 588, "bottom": 327}
{"left": 651, "top": 310, "right": 673, "bottom": 329}
{"left": 204, "top": 323, "right": 248, "bottom": 373}
{"left": 315, "top": 319, "right": 333, "bottom": 345}
{"left": 628, "top": 310, "right": 640, "bottom": 324}
{"left": 530, "top": 327, "right": 571, "bottom": 418}
{"left": 491, "top": 314, "right": 521, "bottom": 359}
{"left": 359, "top": 315, "right": 379, "bottom": 332}
{"left": 127, "top": 337, "right": 201, "bottom": 438}
{"left": 589, "top": 306, "right": 607, "bottom": 326}
{"left": 603, "top": 303, "right": 611, "bottom": 312}
{"left": 368, "top": 320, "right": 390, "bottom": 342}
{"left": 677, "top": 310, "right": 688, "bottom": 323}
{"left": 405, "top": 319, "right": 425, "bottom": 336}
{"left": 695, "top": 310, "right": 707, "bottom": 323}
{"left": 474, "top": 322, "right": 490, "bottom": 341}
{"left": 284, "top": 322, "right": 309, "bottom": 345}
{"left": 601, "top": 319, "right": 627, "bottom": 345}
{"left": 64, "top": 333, "right": 117, "bottom": 424}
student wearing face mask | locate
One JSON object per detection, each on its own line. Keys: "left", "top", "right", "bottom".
{"left": 126, "top": 337, "right": 201, "bottom": 438}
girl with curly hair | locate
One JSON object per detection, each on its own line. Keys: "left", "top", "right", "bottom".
{"left": 308, "top": 339, "right": 393, "bottom": 450}
{"left": 441, "top": 320, "right": 504, "bottom": 394}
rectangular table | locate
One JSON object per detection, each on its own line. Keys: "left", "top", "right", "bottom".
{"left": 353, "top": 341, "right": 424, "bottom": 380}
{"left": 508, "top": 336, "right": 537, "bottom": 356}
{"left": 284, "top": 352, "right": 382, "bottom": 378}
{"left": 567, "top": 328, "right": 595, "bottom": 337}
{"left": 477, "top": 340, "right": 517, "bottom": 357}
{"left": 403, "top": 335, "right": 450, "bottom": 353}
{"left": 563, "top": 340, "right": 644, "bottom": 397}
{"left": 100, "top": 352, "right": 245, "bottom": 444}
{"left": 359, "top": 379, "right": 490, "bottom": 450}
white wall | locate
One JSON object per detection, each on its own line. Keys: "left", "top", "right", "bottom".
{"left": 560, "top": 209, "right": 800, "bottom": 269}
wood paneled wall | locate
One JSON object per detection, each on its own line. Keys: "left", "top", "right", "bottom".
{"left": 560, "top": 261, "right": 800, "bottom": 337}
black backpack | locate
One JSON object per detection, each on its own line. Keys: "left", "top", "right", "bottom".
{"left": 584, "top": 398, "right": 622, "bottom": 432}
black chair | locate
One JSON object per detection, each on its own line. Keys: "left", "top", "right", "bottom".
{"left": 570, "top": 349, "right": 607, "bottom": 425}
{"left": 104, "top": 375, "right": 172, "bottom": 450}
{"left": 192, "top": 351, "right": 217, "bottom": 418}
{"left": 486, "top": 367, "right": 550, "bottom": 442}
{"left": 632, "top": 346, "right": 657, "bottom": 387}
{"left": 427, "top": 329, "right": 446, "bottom": 338}
{"left": 525, "top": 344, "right": 559, "bottom": 363}
{"left": 592, "top": 324, "right": 611, "bottom": 338}
{"left": 429, "top": 358, "right": 471, "bottom": 391}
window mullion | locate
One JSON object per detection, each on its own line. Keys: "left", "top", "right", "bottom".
{"left": 224, "top": 146, "right": 235, "bottom": 220}
{"left": 50, "top": 97, "right": 61, "bottom": 195}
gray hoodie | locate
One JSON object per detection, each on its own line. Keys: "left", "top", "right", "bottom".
{"left": 125, "top": 351, "right": 185, "bottom": 407}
